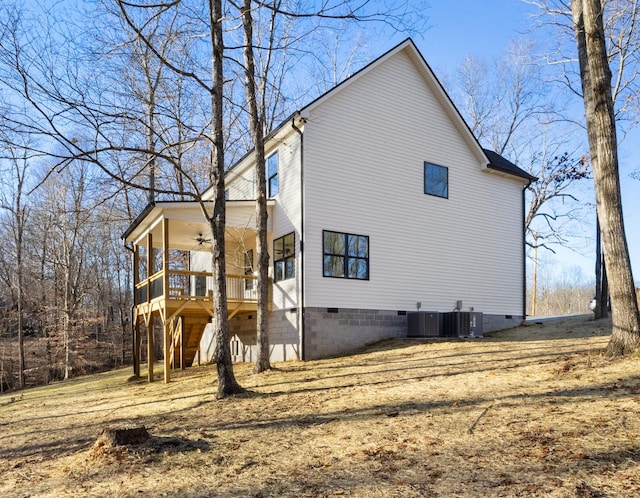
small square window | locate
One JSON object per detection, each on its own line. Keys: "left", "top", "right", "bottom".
{"left": 424, "top": 163, "right": 448, "bottom": 198}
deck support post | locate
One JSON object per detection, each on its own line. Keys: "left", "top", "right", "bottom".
{"left": 133, "top": 317, "right": 141, "bottom": 377}
{"left": 163, "top": 321, "right": 170, "bottom": 383}
{"left": 179, "top": 317, "right": 184, "bottom": 370}
{"left": 133, "top": 245, "right": 140, "bottom": 377}
{"left": 146, "top": 232, "right": 154, "bottom": 382}
{"left": 163, "top": 219, "right": 171, "bottom": 384}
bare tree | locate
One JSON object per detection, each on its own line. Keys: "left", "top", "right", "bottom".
{"left": 449, "top": 47, "right": 591, "bottom": 254}
{"left": 530, "top": 0, "right": 640, "bottom": 318}
{"left": 41, "top": 163, "right": 96, "bottom": 379}
{"left": 116, "top": 0, "right": 246, "bottom": 395}
{"left": 594, "top": 215, "right": 609, "bottom": 318}
{"left": 208, "top": 0, "right": 245, "bottom": 396}
{"left": 0, "top": 0, "right": 427, "bottom": 391}
{"left": 0, "top": 135, "right": 32, "bottom": 389}
{"left": 452, "top": 41, "right": 551, "bottom": 156}
{"left": 572, "top": 0, "right": 640, "bottom": 354}
{"left": 234, "top": 0, "right": 272, "bottom": 373}
{"left": 524, "top": 147, "right": 591, "bottom": 252}
{"left": 530, "top": 0, "right": 640, "bottom": 130}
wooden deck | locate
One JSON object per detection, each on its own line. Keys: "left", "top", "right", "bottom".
{"left": 133, "top": 270, "right": 268, "bottom": 383}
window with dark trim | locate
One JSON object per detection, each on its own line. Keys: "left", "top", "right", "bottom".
{"left": 424, "top": 162, "right": 448, "bottom": 198}
{"left": 267, "top": 151, "right": 279, "bottom": 197}
{"left": 273, "top": 232, "right": 295, "bottom": 282}
{"left": 323, "top": 230, "right": 369, "bottom": 280}
{"left": 194, "top": 275, "right": 207, "bottom": 296}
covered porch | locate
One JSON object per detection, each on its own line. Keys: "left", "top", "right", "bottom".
{"left": 123, "top": 200, "right": 274, "bottom": 383}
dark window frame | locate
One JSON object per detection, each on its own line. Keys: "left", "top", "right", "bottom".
{"left": 273, "top": 232, "right": 295, "bottom": 282}
{"left": 424, "top": 162, "right": 449, "bottom": 198}
{"left": 322, "top": 230, "right": 370, "bottom": 280}
{"left": 194, "top": 275, "right": 207, "bottom": 296}
{"left": 267, "top": 151, "right": 279, "bottom": 197}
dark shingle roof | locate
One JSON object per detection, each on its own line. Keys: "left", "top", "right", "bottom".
{"left": 483, "top": 149, "right": 537, "bottom": 182}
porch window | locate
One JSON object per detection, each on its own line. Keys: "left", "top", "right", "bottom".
{"left": 245, "top": 250, "right": 254, "bottom": 291}
{"left": 424, "top": 162, "right": 448, "bottom": 198}
{"left": 267, "top": 151, "right": 279, "bottom": 197}
{"left": 323, "top": 230, "right": 369, "bottom": 280}
{"left": 274, "top": 232, "right": 295, "bottom": 282}
{"left": 194, "top": 275, "right": 207, "bottom": 296}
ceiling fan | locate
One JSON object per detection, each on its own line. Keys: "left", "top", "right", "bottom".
{"left": 193, "top": 233, "right": 212, "bottom": 245}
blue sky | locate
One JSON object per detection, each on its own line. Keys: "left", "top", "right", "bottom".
{"left": 12, "top": 0, "right": 639, "bottom": 285}
{"left": 371, "top": 0, "right": 640, "bottom": 285}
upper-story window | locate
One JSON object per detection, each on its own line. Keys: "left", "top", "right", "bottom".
{"left": 424, "top": 162, "right": 448, "bottom": 198}
{"left": 274, "top": 232, "right": 295, "bottom": 282}
{"left": 323, "top": 230, "right": 369, "bottom": 280}
{"left": 267, "top": 151, "right": 279, "bottom": 197}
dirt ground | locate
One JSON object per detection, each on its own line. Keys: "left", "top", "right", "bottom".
{"left": 1, "top": 315, "right": 639, "bottom": 497}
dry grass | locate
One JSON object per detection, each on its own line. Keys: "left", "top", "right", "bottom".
{"left": 1, "top": 315, "right": 639, "bottom": 497}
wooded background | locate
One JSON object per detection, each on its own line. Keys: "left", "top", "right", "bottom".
{"left": 1, "top": 0, "right": 639, "bottom": 391}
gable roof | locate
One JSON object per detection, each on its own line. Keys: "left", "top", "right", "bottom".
{"left": 223, "top": 38, "right": 536, "bottom": 185}
{"left": 297, "top": 38, "right": 485, "bottom": 166}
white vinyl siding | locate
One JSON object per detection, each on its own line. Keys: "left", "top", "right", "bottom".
{"left": 269, "top": 136, "right": 303, "bottom": 310}
{"left": 224, "top": 135, "right": 303, "bottom": 311}
{"left": 225, "top": 165, "right": 256, "bottom": 200}
{"left": 302, "top": 48, "right": 525, "bottom": 315}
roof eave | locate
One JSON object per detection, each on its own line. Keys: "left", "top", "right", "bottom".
{"left": 486, "top": 164, "right": 538, "bottom": 183}
{"left": 121, "top": 202, "right": 156, "bottom": 241}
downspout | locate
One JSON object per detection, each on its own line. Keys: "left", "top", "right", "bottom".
{"left": 522, "top": 180, "right": 532, "bottom": 320}
{"left": 291, "top": 113, "right": 306, "bottom": 360}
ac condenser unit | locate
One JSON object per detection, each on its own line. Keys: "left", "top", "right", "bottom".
{"left": 407, "top": 311, "right": 441, "bottom": 337}
{"left": 442, "top": 311, "right": 484, "bottom": 337}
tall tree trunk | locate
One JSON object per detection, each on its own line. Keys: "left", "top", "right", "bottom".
{"left": 63, "top": 311, "right": 71, "bottom": 380}
{"left": 16, "top": 218, "right": 25, "bottom": 389}
{"left": 594, "top": 215, "right": 604, "bottom": 318}
{"left": 572, "top": 0, "right": 640, "bottom": 354}
{"left": 240, "top": 0, "right": 271, "bottom": 373}
{"left": 209, "top": 0, "right": 244, "bottom": 397}
{"left": 16, "top": 191, "right": 26, "bottom": 389}
{"left": 601, "top": 260, "right": 609, "bottom": 317}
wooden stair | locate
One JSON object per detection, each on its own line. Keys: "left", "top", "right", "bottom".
{"left": 182, "top": 316, "right": 210, "bottom": 367}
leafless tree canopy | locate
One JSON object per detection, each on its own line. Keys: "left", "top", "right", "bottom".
{"left": 0, "top": 0, "right": 427, "bottom": 390}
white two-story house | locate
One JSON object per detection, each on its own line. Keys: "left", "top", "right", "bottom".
{"left": 123, "top": 39, "right": 535, "bottom": 381}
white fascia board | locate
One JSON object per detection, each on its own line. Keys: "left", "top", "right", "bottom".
{"left": 130, "top": 208, "right": 163, "bottom": 246}
{"left": 482, "top": 167, "right": 531, "bottom": 186}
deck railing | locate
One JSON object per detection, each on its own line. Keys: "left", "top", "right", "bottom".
{"left": 134, "top": 270, "right": 265, "bottom": 305}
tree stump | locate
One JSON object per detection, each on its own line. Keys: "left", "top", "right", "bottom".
{"left": 99, "top": 427, "right": 150, "bottom": 446}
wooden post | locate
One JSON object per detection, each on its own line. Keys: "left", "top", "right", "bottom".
{"left": 133, "top": 317, "right": 140, "bottom": 377}
{"left": 163, "top": 219, "right": 171, "bottom": 384}
{"left": 180, "top": 317, "right": 184, "bottom": 370}
{"left": 133, "top": 244, "right": 140, "bottom": 377}
{"left": 147, "top": 232, "right": 154, "bottom": 382}
{"left": 164, "top": 321, "right": 170, "bottom": 384}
